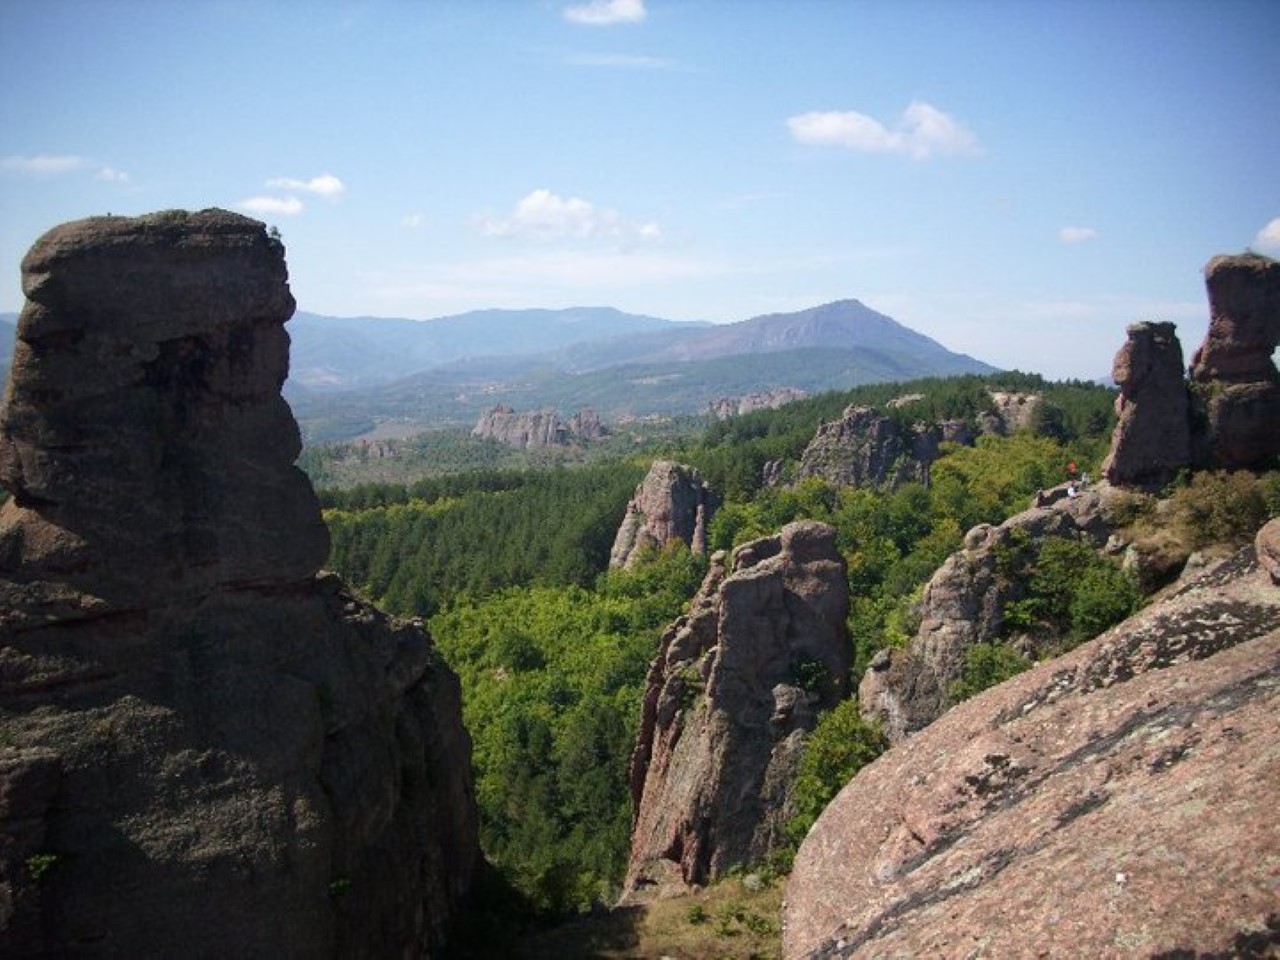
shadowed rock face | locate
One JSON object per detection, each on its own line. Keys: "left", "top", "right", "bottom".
{"left": 0, "top": 209, "right": 329, "bottom": 613}
{"left": 1100, "top": 321, "right": 1191, "bottom": 489}
{"left": 1191, "top": 253, "right": 1280, "bottom": 469}
{"left": 0, "top": 210, "right": 478, "bottom": 958}
{"left": 624, "top": 522, "right": 850, "bottom": 897}
{"left": 786, "top": 533, "right": 1280, "bottom": 959}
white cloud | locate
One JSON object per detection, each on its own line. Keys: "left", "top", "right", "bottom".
{"left": 479, "top": 189, "right": 661, "bottom": 244}
{"left": 94, "top": 166, "right": 130, "bottom": 184}
{"left": 1255, "top": 217, "right": 1280, "bottom": 252}
{"left": 564, "top": 0, "right": 646, "bottom": 26}
{"left": 787, "top": 101, "right": 981, "bottom": 160}
{"left": 237, "top": 196, "right": 305, "bottom": 217}
{"left": 2, "top": 154, "right": 89, "bottom": 176}
{"left": 1059, "top": 226, "right": 1098, "bottom": 244}
{"left": 266, "top": 173, "right": 345, "bottom": 198}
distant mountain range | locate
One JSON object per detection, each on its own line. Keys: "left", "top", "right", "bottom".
{"left": 286, "top": 300, "right": 997, "bottom": 442}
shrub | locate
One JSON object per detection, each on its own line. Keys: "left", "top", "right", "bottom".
{"left": 787, "top": 700, "right": 888, "bottom": 844}
{"left": 949, "top": 642, "right": 1032, "bottom": 703}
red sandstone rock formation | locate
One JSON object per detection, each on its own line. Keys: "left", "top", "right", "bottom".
{"left": 609, "top": 459, "right": 718, "bottom": 569}
{"left": 624, "top": 522, "right": 850, "bottom": 897}
{"left": 1100, "top": 321, "right": 1192, "bottom": 489}
{"left": 1190, "top": 252, "right": 1280, "bottom": 470}
{"left": 470, "top": 404, "right": 605, "bottom": 449}
{"left": 0, "top": 211, "right": 478, "bottom": 957}
{"left": 786, "top": 534, "right": 1280, "bottom": 958}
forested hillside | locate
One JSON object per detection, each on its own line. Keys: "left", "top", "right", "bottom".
{"left": 319, "top": 372, "right": 1125, "bottom": 933}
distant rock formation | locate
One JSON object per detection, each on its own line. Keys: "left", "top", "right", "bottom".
{"left": 859, "top": 490, "right": 1110, "bottom": 742}
{"left": 794, "top": 406, "right": 947, "bottom": 490}
{"left": 785, "top": 531, "right": 1280, "bottom": 959}
{"left": 1190, "top": 252, "right": 1280, "bottom": 470}
{"left": 707, "top": 388, "right": 807, "bottom": 420}
{"left": 609, "top": 460, "right": 719, "bottom": 569}
{"left": 1100, "top": 321, "right": 1191, "bottom": 488}
{"left": 624, "top": 522, "right": 850, "bottom": 897}
{"left": 980, "top": 390, "right": 1043, "bottom": 436}
{"left": 1103, "top": 253, "right": 1279, "bottom": 487}
{"left": 471, "top": 404, "right": 605, "bottom": 449}
{"left": 0, "top": 211, "right": 478, "bottom": 957}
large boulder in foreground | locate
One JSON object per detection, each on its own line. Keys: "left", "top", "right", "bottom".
{"left": 624, "top": 522, "right": 850, "bottom": 896}
{"left": 784, "top": 531, "right": 1280, "bottom": 959}
{"left": 0, "top": 211, "right": 478, "bottom": 957}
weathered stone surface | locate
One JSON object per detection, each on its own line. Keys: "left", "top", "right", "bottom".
{"left": 609, "top": 460, "right": 719, "bottom": 569}
{"left": 708, "top": 388, "right": 807, "bottom": 420}
{"left": 0, "top": 209, "right": 329, "bottom": 612}
{"left": 786, "top": 542, "right": 1280, "bottom": 959}
{"left": 1258, "top": 517, "right": 1280, "bottom": 585}
{"left": 1190, "top": 253, "right": 1280, "bottom": 470}
{"left": 1192, "top": 252, "right": 1280, "bottom": 384}
{"left": 860, "top": 489, "right": 1109, "bottom": 742}
{"left": 795, "top": 406, "right": 944, "bottom": 490}
{"left": 1100, "top": 321, "right": 1191, "bottom": 489}
{"left": 470, "top": 404, "right": 605, "bottom": 449}
{"left": 624, "top": 522, "right": 850, "bottom": 896}
{"left": 981, "top": 390, "right": 1043, "bottom": 436}
{"left": 0, "top": 211, "right": 478, "bottom": 957}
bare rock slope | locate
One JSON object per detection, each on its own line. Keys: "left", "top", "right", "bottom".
{"left": 624, "top": 522, "right": 850, "bottom": 896}
{"left": 0, "top": 211, "right": 478, "bottom": 957}
{"left": 784, "top": 528, "right": 1280, "bottom": 959}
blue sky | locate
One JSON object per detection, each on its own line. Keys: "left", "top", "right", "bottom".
{"left": 2, "top": 0, "right": 1277, "bottom": 379}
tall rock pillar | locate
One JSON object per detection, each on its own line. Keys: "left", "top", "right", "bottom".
{"left": 0, "top": 210, "right": 477, "bottom": 957}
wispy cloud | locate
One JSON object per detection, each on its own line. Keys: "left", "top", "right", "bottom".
{"left": 564, "top": 0, "right": 646, "bottom": 26}
{"left": 479, "top": 189, "right": 661, "bottom": 243}
{"left": 1255, "top": 217, "right": 1280, "bottom": 253}
{"left": 2, "top": 154, "right": 88, "bottom": 176}
{"left": 787, "top": 101, "right": 981, "bottom": 160}
{"left": 567, "top": 52, "right": 674, "bottom": 69}
{"left": 237, "top": 196, "right": 305, "bottom": 217}
{"left": 1059, "top": 226, "right": 1098, "bottom": 244}
{"left": 266, "top": 173, "right": 345, "bottom": 198}
{"left": 401, "top": 213, "right": 425, "bottom": 229}
{"left": 2, "top": 154, "right": 132, "bottom": 185}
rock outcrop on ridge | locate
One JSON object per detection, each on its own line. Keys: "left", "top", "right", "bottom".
{"left": 609, "top": 460, "right": 719, "bottom": 569}
{"left": 708, "top": 388, "right": 808, "bottom": 420}
{"left": 0, "top": 211, "right": 478, "bottom": 957}
{"left": 471, "top": 404, "right": 605, "bottom": 449}
{"left": 1099, "top": 321, "right": 1192, "bottom": 489}
{"left": 784, "top": 527, "right": 1280, "bottom": 959}
{"left": 1190, "top": 252, "right": 1280, "bottom": 470}
{"left": 859, "top": 488, "right": 1110, "bottom": 742}
{"left": 1103, "top": 253, "right": 1279, "bottom": 487}
{"left": 794, "top": 406, "right": 950, "bottom": 491}
{"left": 624, "top": 522, "right": 850, "bottom": 896}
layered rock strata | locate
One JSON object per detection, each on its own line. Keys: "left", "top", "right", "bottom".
{"left": 859, "top": 490, "right": 1109, "bottom": 742}
{"left": 0, "top": 211, "right": 478, "bottom": 957}
{"left": 785, "top": 530, "right": 1280, "bottom": 958}
{"left": 624, "top": 522, "right": 850, "bottom": 896}
{"left": 609, "top": 460, "right": 719, "bottom": 569}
